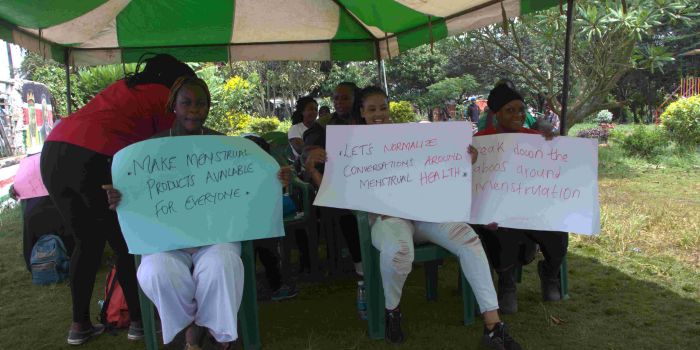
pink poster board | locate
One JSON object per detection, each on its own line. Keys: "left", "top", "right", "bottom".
{"left": 14, "top": 154, "right": 49, "bottom": 199}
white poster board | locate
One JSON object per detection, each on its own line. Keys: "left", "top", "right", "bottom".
{"left": 470, "top": 134, "right": 600, "bottom": 235}
{"left": 314, "top": 122, "right": 473, "bottom": 222}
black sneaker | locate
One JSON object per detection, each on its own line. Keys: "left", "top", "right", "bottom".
{"left": 385, "top": 307, "right": 405, "bottom": 344}
{"left": 538, "top": 261, "right": 562, "bottom": 301}
{"left": 271, "top": 284, "right": 299, "bottom": 301}
{"left": 67, "top": 323, "right": 105, "bottom": 345}
{"left": 497, "top": 268, "right": 518, "bottom": 314}
{"left": 482, "top": 322, "right": 522, "bottom": 350}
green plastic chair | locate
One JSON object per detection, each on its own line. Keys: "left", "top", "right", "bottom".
{"left": 281, "top": 174, "right": 321, "bottom": 279}
{"left": 261, "top": 131, "right": 288, "bottom": 146}
{"left": 262, "top": 134, "right": 321, "bottom": 279}
{"left": 135, "top": 240, "right": 261, "bottom": 350}
{"left": 261, "top": 131, "right": 289, "bottom": 157}
{"left": 355, "top": 211, "right": 476, "bottom": 340}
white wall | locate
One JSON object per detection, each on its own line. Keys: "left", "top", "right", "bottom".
{"left": 0, "top": 40, "right": 24, "bottom": 81}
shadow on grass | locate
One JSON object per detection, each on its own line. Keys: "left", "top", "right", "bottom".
{"left": 1, "top": 201, "right": 698, "bottom": 350}
{"left": 251, "top": 252, "right": 700, "bottom": 350}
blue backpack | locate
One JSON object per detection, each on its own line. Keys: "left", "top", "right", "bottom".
{"left": 30, "top": 234, "right": 70, "bottom": 285}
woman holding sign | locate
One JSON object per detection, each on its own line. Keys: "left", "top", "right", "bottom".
{"left": 40, "top": 54, "right": 195, "bottom": 345}
{"left": 105, "top": 76, "right": 291, "bottom": 350}
{"left": 305, "top": 86, "right": 522, "bottom": 349}
{"left": 473, "top": 83, "right": 568, "bottom": 314}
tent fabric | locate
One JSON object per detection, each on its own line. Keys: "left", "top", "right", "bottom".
{"left": 0, "top": 0, "right": 558, "bottom": 65}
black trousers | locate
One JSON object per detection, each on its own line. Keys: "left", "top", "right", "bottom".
{"left": 253, "top": 238, "right": 283, "bottom": 291}
{"left": 476, "top": 225, "right": 568, "bottom": 273}
{"left": 339, "top": 211, "right": 361, "bottom": 264}
{"left": 40, "top": 141, "right": 141, "bottom": 323}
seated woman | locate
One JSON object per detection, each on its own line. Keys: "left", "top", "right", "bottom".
{"left": 288, "top": 96, "right": 318, "bottom": 159}
{"left": 473, "top": 83, "right": 567, "bottom": 315}
{"left": 304, "top": 86, "right": 521, "bottom": 350}
{"left": 104, "top": 76, "right": 291, "bottom": 350}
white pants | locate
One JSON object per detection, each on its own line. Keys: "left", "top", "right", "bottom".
{"left": 137, "top": 243, "right": 244, "bottom": 344}
{"left": 371, "top": 218, "right": 498, "bottom": 313}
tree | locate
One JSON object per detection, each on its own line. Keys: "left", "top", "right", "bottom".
{"left": 19, "top": 52, "right": 78, "bottom": 116}
{"left": 230, "top": 61, "right": 324, "bottom": 117}
{"left": 464, "top": 0, "right": 700, "bottom": 129}
{"left": 264, "top": 61, "right": 324, "bottom": 117}
{"left": 320, "top": 62, "right": 377, "bottom": 95}
{"left": 385, "top": 44, "right": 448, "bottom": 102}
{"left": 417, "top": 74, "right": 478, "bottom": 111}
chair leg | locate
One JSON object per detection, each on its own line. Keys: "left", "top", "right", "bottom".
{"left": 321, "top": 215, "right": 337, "bottom": 274}
{"left": 135, "top": 256, "right": 159, "bottom": 350}
{"left": 238, "top": 241, "right": 261, "bottom": 350}
{"left": 306, "top": 223, "right": 321, "bottom": 279}
{"left": 358, "top": 218, "right": 384, "bottom": 340}
{"left": 560, "top": 255, "right": 569, "bottom": 300}
{"left": 458, "top": 267, "right": 476, "bottom": 326}
{"left": 424, "top": 261, "right": 439, "bottom": 301}
{"left": 515, "top": 264, "right": 523, "bottom": 284}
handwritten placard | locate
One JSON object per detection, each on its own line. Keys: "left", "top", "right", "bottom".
{"left": 314, "top": 122, "right": 473, "bottom": 222}
{"left": 14, "top": 154, "right": 49, "bottom": 199}
{"left": 112, "top": 136, "right": 284, "bottom": 254}
{"left": 470, "top": 134, "right": 600, "bottom": 235}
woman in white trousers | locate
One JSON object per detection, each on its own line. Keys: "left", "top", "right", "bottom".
{"left": 137, "top": 243, "right": 243, "bottom": 347}
{"left": 105, "top": 76, "right": 291, "bottom": 350}
{"left": 304, "top": 86, "right": 521, "bottom": 350}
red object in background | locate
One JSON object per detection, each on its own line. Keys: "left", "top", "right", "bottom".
{"left": 36, "top": 108, "right": 43, "bottom": 126}
{"left": 21, "top": 106, "right": 47, "bottom": 126}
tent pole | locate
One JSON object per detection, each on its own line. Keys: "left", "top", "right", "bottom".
{"left": 559, "top": 0, "right": 574, "bottom": 135}
{"left": 64, "top": 51, "right": 72, "bottom": 115}
{"left": 374, "top": 41, "right": 389, "bottom": 97}
{"left": 377, "top": 59, "right": 389, "bottom": 97}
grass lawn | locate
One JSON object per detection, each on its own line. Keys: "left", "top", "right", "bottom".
{"left": 0, "top": 141, "right": 698, "bottom": 350}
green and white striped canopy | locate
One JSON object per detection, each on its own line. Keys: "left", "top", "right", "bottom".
{"left": 0, "top": 0, "right": 557, "bottom": 65}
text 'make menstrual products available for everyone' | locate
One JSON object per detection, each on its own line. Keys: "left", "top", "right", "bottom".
{"left": 470, "top": 134, "right": 600, "bottom": 235}
{"left": 314, "top": 122, "right": 474, "bottom": 222}
{"left": 111, "top": 136, "right": 284, "bottom": 254}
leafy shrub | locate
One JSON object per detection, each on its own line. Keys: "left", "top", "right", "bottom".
{"left": 220, "top": 112, "right": 252, "bottom": 136}
{"left": 660, "top": 95, "right": 700, "bottom": 148}
{"left": 595, "top": 110, "right": 613, "bottom": 124}
{"left": 221, "top": 75, "right": 257, "bottom": 115}
{"left": 75, "top": 64, "right": 136, "bottom": 106}
{"left": 390, "top": 101, "right": 418, "bottom": 123}
{"left": 276, "top": 118, "right": 292, "bottom": 134}
{"left": 619, "top": 126, "right": 669, "bottom": 160}
{"left": 248, "top": 117, "right": 280, "bottom": 135}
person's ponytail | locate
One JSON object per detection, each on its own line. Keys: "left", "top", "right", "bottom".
{"left": 125, "top": 53, "right": 195, "bottom": 89}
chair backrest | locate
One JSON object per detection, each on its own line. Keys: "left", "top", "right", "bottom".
{"left": 261, "top": 131, "right": 288, "bottom": 146}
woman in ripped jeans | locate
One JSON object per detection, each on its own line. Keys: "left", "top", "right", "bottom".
{"left": 304, "top": 86, "right": 521, "bottom": 350}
